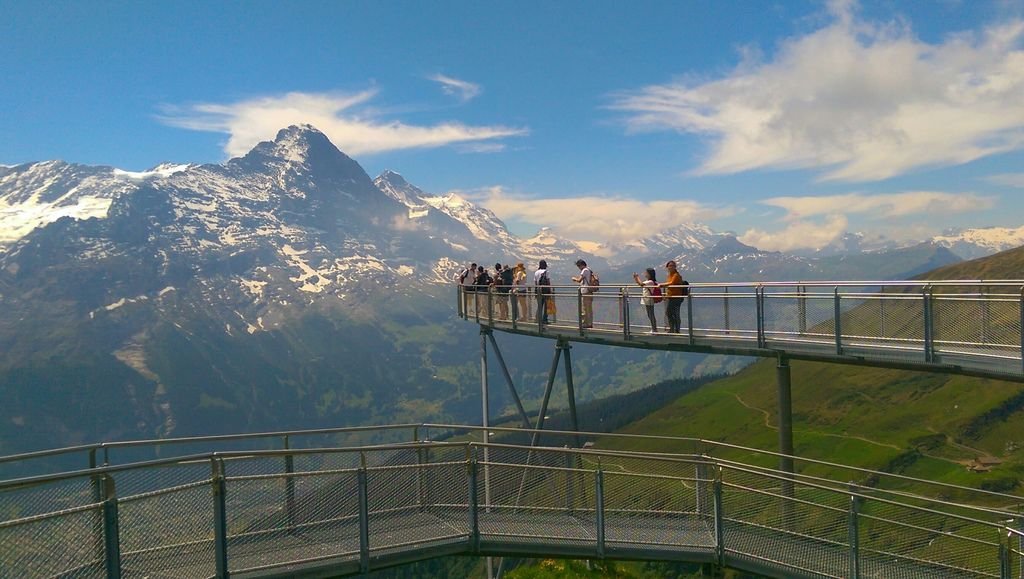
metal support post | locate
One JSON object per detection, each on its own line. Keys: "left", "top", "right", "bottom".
{"left": 848, "top": 484, "right": 860, "bottom": 579}
{"left": 480, "top": 328, "right": 492, "bottom": 537}
{"left": 565, "top": 451, "right": 575, "bottom": 513}
{"left": 357, "top": 463, "right": 370, "bottom": 574}
{"left": 416, "top": 445, "right": 427, "bottom": 511}
{"left": 1019, "top": 288, "right": 1024, "bottom": 377}
{"left": 562, "top": 342, "right": 581, "bottom": 448}
{"left": 756, "top": 286, "right": 766, "bottom": 348}
{"left": 621, "top": 288, "right": 630, "bottom": 340}
{"left": 923, "top": 286, "right": 934, "bottom": 363}
{"left": 595, "top": 468, "right": 605, "bottom": 559}
{"left": 687, "top": 293, "right": 695, "bottom": 345}
{"left": 458, "top": 285, "right": 464, "bottom": 318}
{"left": 578, "top": 290, "right": 584, "bottom": 335}
{"left": 834, "top": 287, "right": 843, "bottom": 355}
{"left": 487, "top": 331, "right": 533, "bottom": 430}
{"left": 723, "top": 287, "right": 730, "bottom": 333}
{"left": 212, "top": 458, "right": 229, "bottom": 578}
{"left": 468, "top": 456, "right": 480, "bottom": 552}
{"left": 487, "top": 289, "right": 494, "bottom": 325}
{"left": 713, "top": 467, "right": 724, "bottom": 567}
{"left": 777, "top": 355, "right": 795, "bottom": 529}
{"left": 283, "top": 435, "right": 296, "bottom": 531}
{"left": 101, "top": 475, "right": 121, "bottom": 579}
{"left": 89, "top": 449, "right": 104, "bottom": 567}
{"left": 798, "top": 285, "right": 807, "bottom": 334}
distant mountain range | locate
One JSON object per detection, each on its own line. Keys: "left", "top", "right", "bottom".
{"left": 0, "top": 124, "right": 1019, "bottom": 454}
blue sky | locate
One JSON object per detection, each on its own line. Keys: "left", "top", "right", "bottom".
{"left": 4, "top": 0, "right": 1024, "bottom": 250}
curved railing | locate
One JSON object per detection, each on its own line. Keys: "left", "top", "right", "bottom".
{"left": 3, "top": 423, "right": 1024, "bottom": 578}
{"left": 457, "top": 281, "right": 1024, "bottom": 381}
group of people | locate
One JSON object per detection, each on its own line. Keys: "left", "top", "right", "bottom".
{"left": 458, "top": 258, "right": 688, "bottom": 333}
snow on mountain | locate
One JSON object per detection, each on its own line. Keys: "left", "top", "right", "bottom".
{"left": 0, "top": 161, "right": 141, "bottom": 245}
{"left": 930, "top": 226, "right": 1024, "bottom": 259}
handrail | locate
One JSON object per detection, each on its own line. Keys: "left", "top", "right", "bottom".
{"left": 459, "top": 280, "right": 1024, "bottom": 382}
{"left": 2, "top": 433, "right": 1020, "bottom": 578}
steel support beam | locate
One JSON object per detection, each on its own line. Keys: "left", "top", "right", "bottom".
{"left": 486, "top": 330, "right": 534, "bottom": 431}
{"left": 777, "top": 355, "right": 795, "bottom": 528}
{"left": 530, "top": 342, "right": 565, "bottom": 448}
{"left": 562, "top": 342, "right": 580, "bottom": 448}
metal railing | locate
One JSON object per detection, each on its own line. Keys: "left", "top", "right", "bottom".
{"left": 3, "top": 424, "right": 1024, "bottom": 578}
{"left": 458, "top": 281, "right": 1024, "bottom": 381}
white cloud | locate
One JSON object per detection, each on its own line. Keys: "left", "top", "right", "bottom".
{"left": 475, "top": 187, "right": 735, "bottom": 243}
{"left": 159, "top": 90, "right": 526, "bottom": 158}
{"left": 985, "top": 172, "right": 1024, "bottom": 188}
{"left": 737, "top": 190, "right": 996, "bottom": 251}
{"left": 613, "top": 4, "right": 1024, "bottom": 181}
{"left": 740, "top": 215, "right": 849, "bottom": 252}
{"left": 762, "top": 191, "right": 996, "bottom": 220}
{"left": 427, "top": 74, "right": 482, "bottom": 103}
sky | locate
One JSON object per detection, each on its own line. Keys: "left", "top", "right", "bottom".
{"left": 4, "top": 0, "right": 1024, "bottom": 251}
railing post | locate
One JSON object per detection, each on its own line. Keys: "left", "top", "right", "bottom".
{"left": 358, "top": 455, "right": 370, "bottom": 574}
{"left": 1019, "top": 288, "right": 1024, "bottom": 377}
{"left": 468, "top": 455, "right": 480, "bottom": 552}
{"left": 487, "top": 288, "right": 494, "bottom": 326}
{"left": 595, "top": 468, "right": 605, "bottom": 559}
{"left": 622, "top": 287, "right": 630, "bottom": 340}
{"left": 283, "top": 435, "right": 296, "bottom": 531}
{"left": 848, "top": 484, "right": 860, "bottom": 579}
{"left": 578, "top": 289, "right": 584, "bottom": 336}
{"left": 798, "top": 285, "right": 807, "bottom": 334}
{"left": 458, "top": 285, "right": 464, "bottom": 318}
{"left": 723, "top": 287, "right": 730, "bottom": 333}
{"left": 212, "top": 457, "right": 229, "bottom": 578}
{"left": 923, "top": 285, "right": 934, "bottom": 363}
{"left": 101, "top": 475, "right": 121, "bottom": 579}
{"left": 687, "top": 290, "right": 695, "bottom": 345}
{"left": 756, "top": 286, "right": 766, "bottom": 348}
{"left": 714, "top": 466, "right": 724, "bottom": 567}
{"left": 89, "top": 449, "right": 104, "bottom": 568}
{"left": 564, "top": 450, "right": 574, "bottom": 513}
{"left": 511, "top": 288, "right": 518, "bottom": 331}
{"left": 416, "top": 445, "right": 427, "bottom": 511}
{"left": 999, "top": 527, "right": 1011, "bottom": 579}
{"left": 834, "top": 287, "right": 843, "bottom": 355}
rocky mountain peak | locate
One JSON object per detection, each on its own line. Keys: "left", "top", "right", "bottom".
{"left": 705, "top": 235, "right": 762, "bottom": 257}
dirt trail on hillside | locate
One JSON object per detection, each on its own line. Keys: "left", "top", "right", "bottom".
{"left": 733, "top": 393, "right": 902, "bottom": 451}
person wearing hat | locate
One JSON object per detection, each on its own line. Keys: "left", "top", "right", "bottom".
{"left": 659, "top": 260, "right": 685, "bottom": 333}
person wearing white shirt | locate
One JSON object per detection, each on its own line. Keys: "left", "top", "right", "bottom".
{"left": 573, "top": 259, "right": 594, "bottom": 328}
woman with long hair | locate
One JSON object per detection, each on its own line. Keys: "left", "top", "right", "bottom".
{"left": 633, "top": 267, "right": 659, "bottom": 333}
{"left": 513, "top": 262, "right": 529, "bottom": 321}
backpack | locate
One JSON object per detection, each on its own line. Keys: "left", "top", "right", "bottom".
{"left": 459, "top": 268, "right": 469, "bottom": 284}
{"left": 589, "top": 270, "right": 600, "bottom": 292}
{"left": 538, "top": 271, "right": 552, "bottom": 295}
{"left": 500, "top": 268, "right": 514, "bottom": 289}
{"left": 651, "top": 285, "right": 663, "bottom": 304}
{"left": 680, "top": 279, "right": 690, "bottom": 296}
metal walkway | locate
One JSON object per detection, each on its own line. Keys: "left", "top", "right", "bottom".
{"left": 2, "top": 423, "right": 1024, "bottom": 578}
{"left": 459, "top": 281, "right": 1024, "bottom": 382}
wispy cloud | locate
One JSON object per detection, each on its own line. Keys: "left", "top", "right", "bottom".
{"left": 159, "top": 90, "right": 526, "bottom": 158}
{"left": 475, "top": 187, "right": 736, "bottom": 243}
{"left": 613, "top": 2, "right": 1024, "bottom": 182}
{"left": 762, "top": 191, "right": 995, "bottom": 220}
{"left": 427, "top": 74, "right": 482, "bottom": 103}
{"left": 737, "top": 190, "right": 996, "bottom": 251}
{"left": 985, "top": 173, "right": 1024, "bottom": 188}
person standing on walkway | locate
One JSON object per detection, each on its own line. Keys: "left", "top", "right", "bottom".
{"left": 633, "top": 267, "right": 660, "bottom": 333}
{"left": 572, "top": 259, "right": 595, "bottom": 328}
{"left": 534, "top": 259, "right": 551, "bottom": 324}
{"left": 660, "top": 260, "right": 685, "bottom": 333}
{"left": 513, "top": 262, "right": 529, "bottom": 321}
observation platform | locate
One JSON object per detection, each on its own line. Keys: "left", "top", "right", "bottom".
{"left": 458, "top": 281, "right": 1024, "bottom": 382}
{"left": 2, "top": 423, "right": 1023, "bottom": 579}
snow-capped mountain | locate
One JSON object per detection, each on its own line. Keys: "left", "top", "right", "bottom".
{"left": 930, "top": 226, "right": 1024, "bottom": 260}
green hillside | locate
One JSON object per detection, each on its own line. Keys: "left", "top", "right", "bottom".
{"left": 607, "top": 245, "right": 1024, "bottom": 496}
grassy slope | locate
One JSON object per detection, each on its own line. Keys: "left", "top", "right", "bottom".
{"left": 606, "top": 246, "right": 1024, "bottom": 494}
